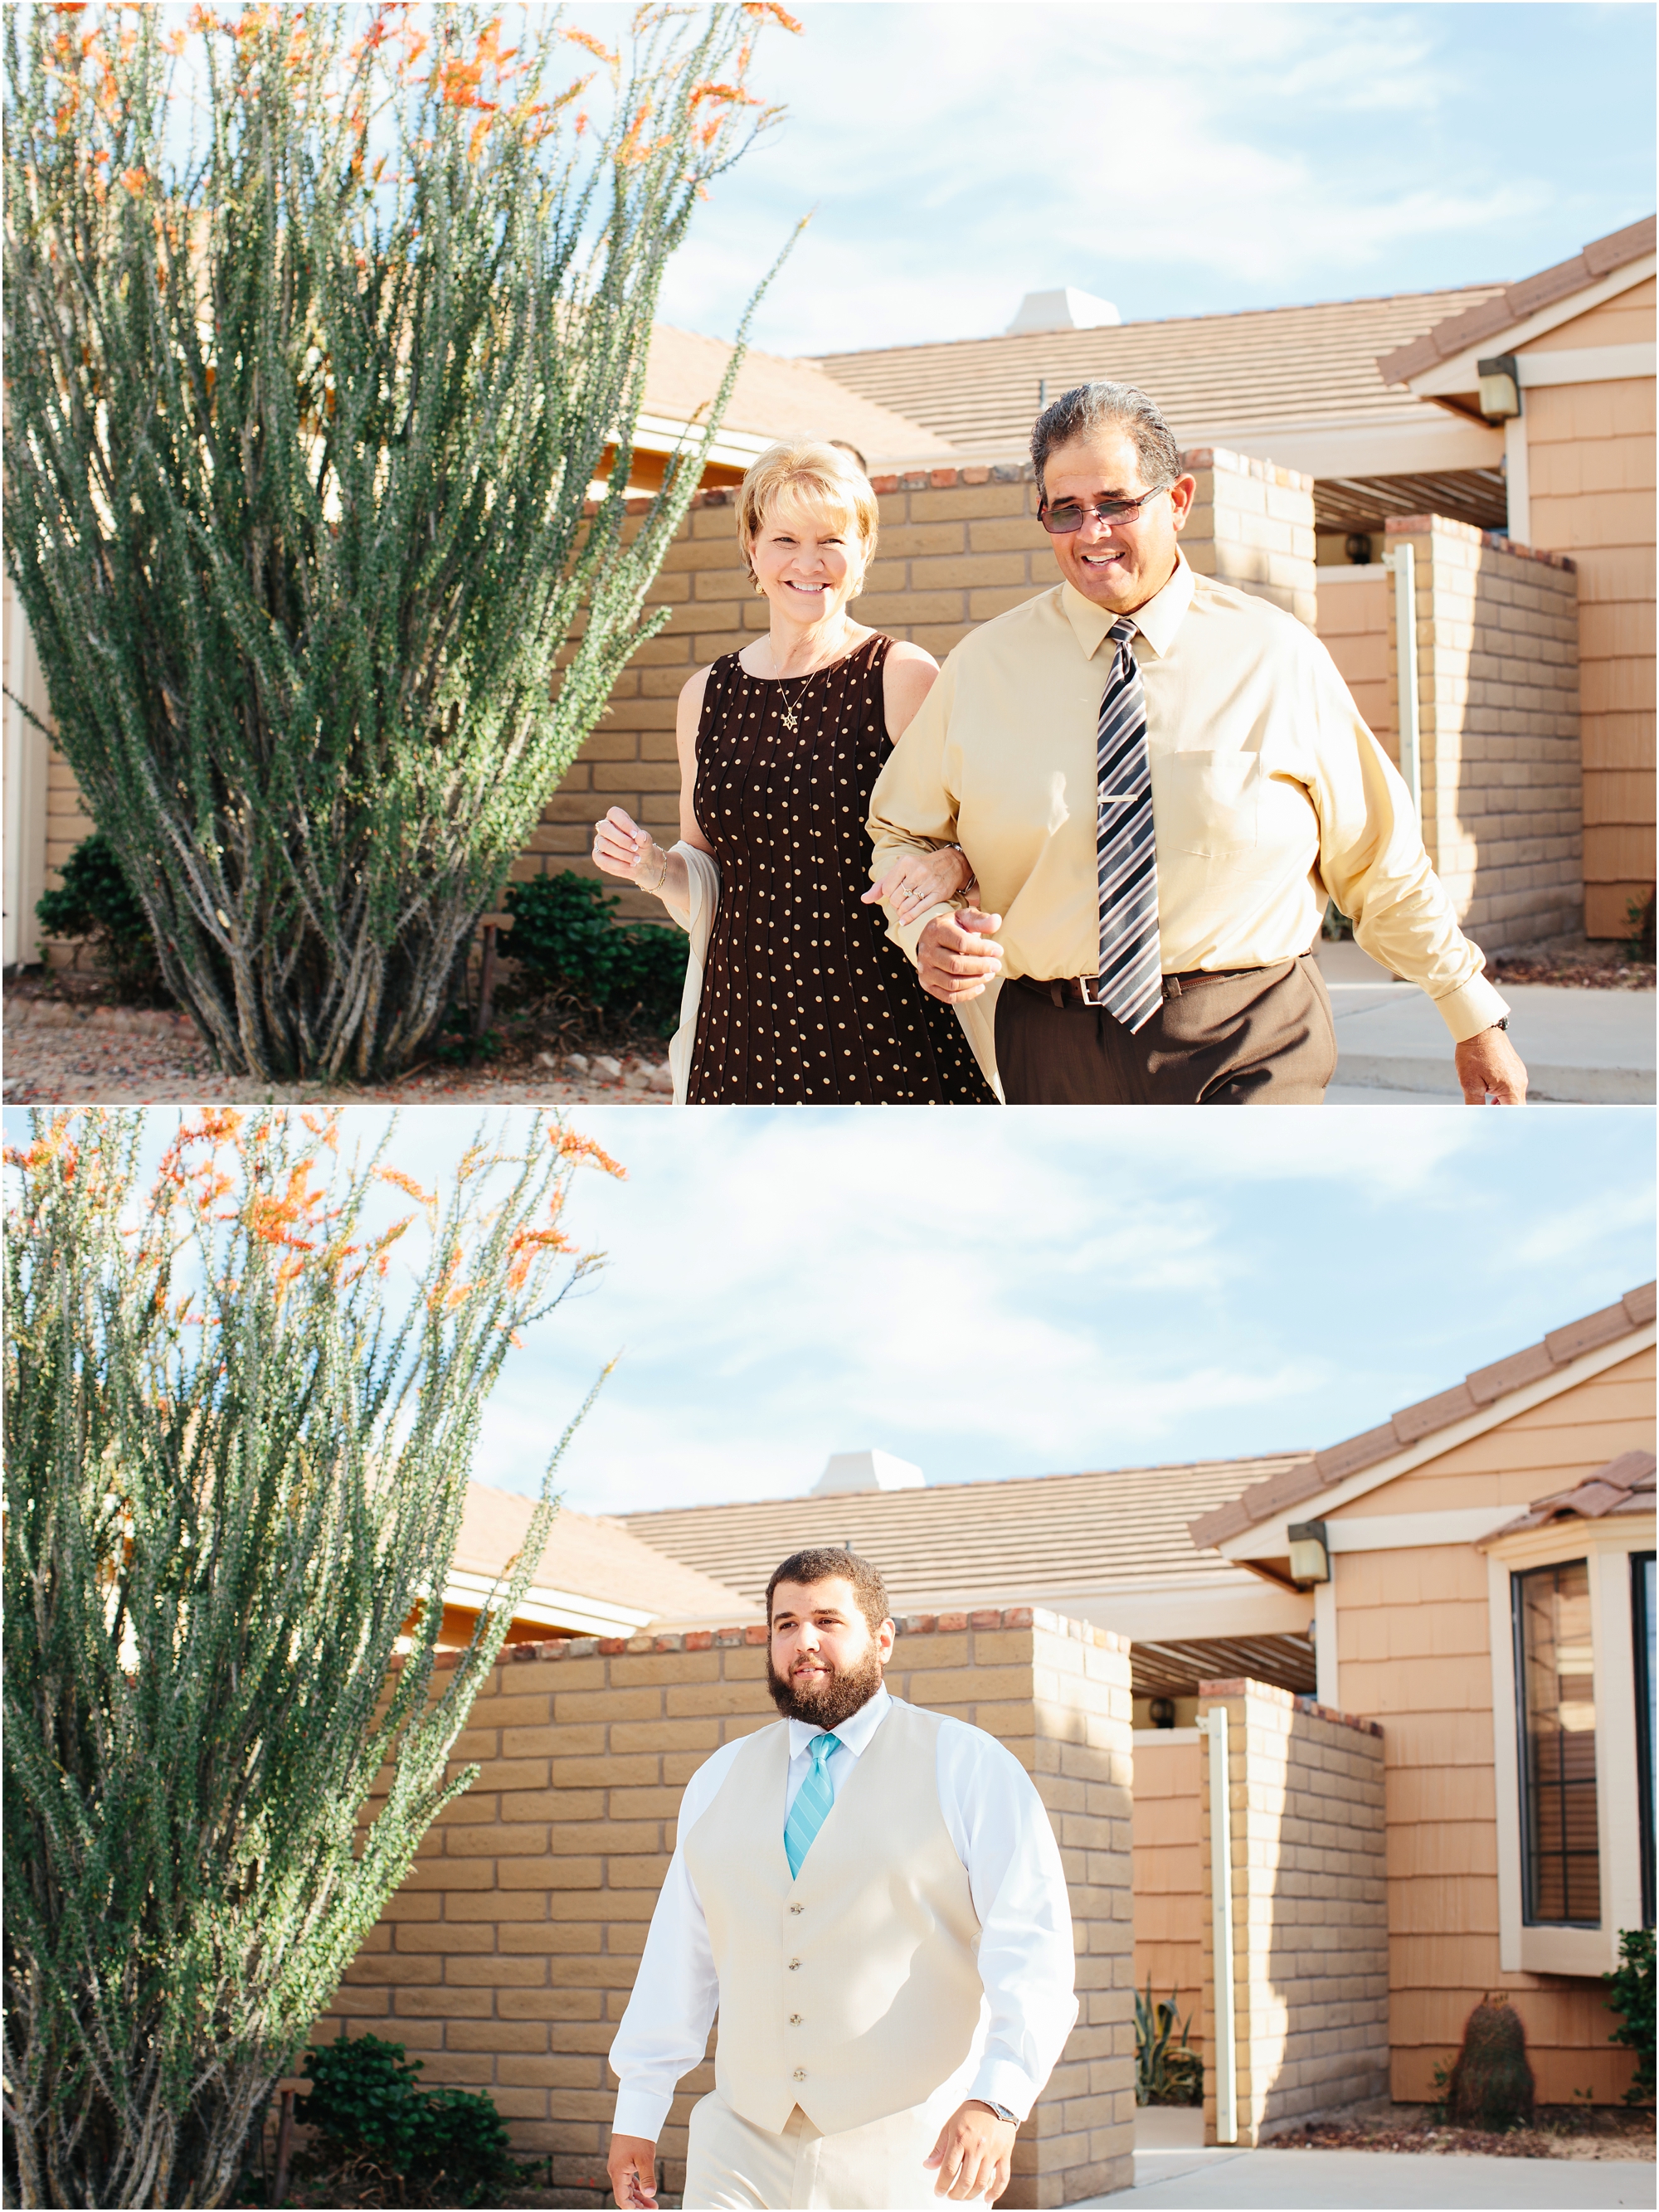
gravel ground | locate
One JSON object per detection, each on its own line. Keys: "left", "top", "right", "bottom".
{"left": 1271, "top": 2101, "right": 1655, "bottom": 2161}
{"left": 2, "top": 995, "right": 673, "bottom": 1109}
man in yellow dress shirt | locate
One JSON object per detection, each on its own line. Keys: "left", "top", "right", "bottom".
{"left": 867, "top": 381, "right": 1529, "bottom": 1106}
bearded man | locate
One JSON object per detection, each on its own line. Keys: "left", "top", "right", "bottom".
{"left": 606, "top": 1549, "right": 1077, "bottom": 2210}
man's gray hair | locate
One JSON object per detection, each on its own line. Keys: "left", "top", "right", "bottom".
{"left": 1031, "top": 382, "right": 1182, "bottom": 498}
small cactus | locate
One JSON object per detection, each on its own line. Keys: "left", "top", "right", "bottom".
{"left": 1447, "top": 1996, "right": 1536, "bottom": 2131}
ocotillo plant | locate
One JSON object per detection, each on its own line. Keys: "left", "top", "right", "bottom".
{"left": 4, "top": 3, "right": 796, "bottom": 1079}
{"left": 3, "top": 1106, "right": 620, "bottom": 2210}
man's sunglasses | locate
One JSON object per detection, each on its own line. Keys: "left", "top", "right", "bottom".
{"left": 1038, "top": 484, "right": 1171, "bottom": 535}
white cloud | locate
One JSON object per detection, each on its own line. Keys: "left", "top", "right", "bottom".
{"left": 649, "top": 0, "right": 1638, "bottom": 354}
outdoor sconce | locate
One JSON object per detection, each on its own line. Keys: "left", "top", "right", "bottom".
{"left": 1148, "top": 1698, "right": 1177, "bottom": 1729}
{"left": 1477, "top": 354, "right": 1522, "bottom": 421}
{"left": 1344, "top": 532, "right": 1374, "bottom": 566}
{"left": 1287, "top": 1519, "right": 1331, "bottom": 1586}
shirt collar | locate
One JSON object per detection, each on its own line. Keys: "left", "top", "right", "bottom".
{"left": 1059, "top": 548, "right": 1194, "bottom": 662}
{"left": 787, "top": 1683, "right": 891, "bottom": 1762}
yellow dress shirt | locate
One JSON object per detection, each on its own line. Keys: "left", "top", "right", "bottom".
{"left": 868, "top": 554, "right": 1510, "bottom": 1043}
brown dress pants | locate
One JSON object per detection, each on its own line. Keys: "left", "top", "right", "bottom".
{"left": 995, "top": 951, "right": 1337, "bottom": 1105}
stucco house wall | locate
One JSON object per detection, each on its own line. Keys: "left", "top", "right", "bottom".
{"left": 1321, "top": 1342, "right": 1654, "bottom": 2102}
{"left": 1518, "top": 278, "right": 1657, "bottom": 938}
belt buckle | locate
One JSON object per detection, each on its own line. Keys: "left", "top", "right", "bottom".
{"left": 1073, "top": 975, "right": 1105, "bottom": 1007}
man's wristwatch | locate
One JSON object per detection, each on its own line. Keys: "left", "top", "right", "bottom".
{"left": 974, "top": 2100, "right": 1019, "bottom": 2126}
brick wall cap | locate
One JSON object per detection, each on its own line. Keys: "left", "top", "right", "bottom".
{"left": 397, "top": 1604, "right": 1105, "bottom": 1673}
{"left": 1198, "top": 1678, "right": 1384, "bottom": 1738}
{"left": 1382, "top": 513, "right": 1575, "bottom": 571}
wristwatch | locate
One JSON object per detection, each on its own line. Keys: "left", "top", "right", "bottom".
{"left": 974, "top": 2100, "right": 1019, "bottom": 2126}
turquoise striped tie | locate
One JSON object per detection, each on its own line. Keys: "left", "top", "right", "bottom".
{"left": 783, "top": 1732, "right": 844, "bottom": 1879}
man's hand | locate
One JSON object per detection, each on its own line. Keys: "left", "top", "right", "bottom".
{"left": 1454, "top": 1024, "right": 1528, "bottom": 1104}
{"left": 923, "top": 2101, "right": 1016, "bottom": 2202}
{"left": 608, "top": 2133, "right": 659, "bottom": 2209}
{"left": 917, "top": 909, "right": 1005, "bottom": 1003}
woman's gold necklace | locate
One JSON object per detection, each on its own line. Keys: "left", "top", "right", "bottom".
{"left": 771, "top": 625, "right": 855, "bottom": 733}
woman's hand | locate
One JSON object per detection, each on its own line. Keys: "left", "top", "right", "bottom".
{"left": 594, "top": 806, "right": 659, "bottom": 882}
{"left": 862, "top": 845, "right": 974, "bottom": 926}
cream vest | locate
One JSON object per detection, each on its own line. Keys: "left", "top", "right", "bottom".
{"left": 681, "top": 1699, "right": 985, "bottom": 2137}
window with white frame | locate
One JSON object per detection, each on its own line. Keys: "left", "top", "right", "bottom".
{"left": 1635, "top": 1551, "right": 1656, "bottom": 1930}
{"left": 1514, "top": 1560, "right": 1599, "bottom": 1926}
{"left": 1486, "top": 1521, "right": 1656, "bottom": 1976}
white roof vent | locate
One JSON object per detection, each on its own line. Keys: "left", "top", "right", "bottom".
{"left": 1006, "top": 286, "right": 1121, "bottom": 335}
{"left": 811, "top": 1449, "right": 926, "bottom": 1495}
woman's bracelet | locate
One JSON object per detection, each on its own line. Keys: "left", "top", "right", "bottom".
{"left": 635, "top": 843, "right": 670, "bottom": 895}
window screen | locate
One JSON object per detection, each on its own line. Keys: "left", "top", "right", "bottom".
{"left": 1515, "top": 1559, "right": 1599, "bottom": 1927}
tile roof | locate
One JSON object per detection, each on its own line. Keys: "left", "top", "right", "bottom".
{"left": 1377, "top": 216, "right": 1657, "bottom": 385}
{"left": 1479, "top": 1450, "right": 1656, "bottom": 1544}
{"left": 643, "top": 323, "right": 956, "bottom": 467}
{"left": 455, "top": 1483, "right": 750, "bottom": 1626}
{"left": 807, "top": 284, "right": 1511, "bottom": 462}
{"left": 1189, "top": 1282, "right": 1657, "bottom": 1551}
{"left": 615, "top": 1452, "right": 1308, "bottom": 1615}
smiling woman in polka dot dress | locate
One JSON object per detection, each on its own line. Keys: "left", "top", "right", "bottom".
{"left": 593, "top": 441, "right": 995, "bottom": 1104}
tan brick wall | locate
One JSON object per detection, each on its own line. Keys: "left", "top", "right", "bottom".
{"left": 1331, "top": 1344, "right": 1653, "bottom": 2105}
{"left": 1196, "top": 1680, "right": 1389, "bottom": 2146}
{"left": 528, "top": 449, "right": 1316, "bottom": 924}
{"left": 1130, "top": 1733, "right": 1204, "bottom": 2015}
{"left": 1314, "top": 568, "right": 1394, "bottom": 763}
{"left": 1382, "top": 515, "right": 1581, "bottom": 948}
{"left": 313, "top": 1607, "right": 1136, "bottom": 2210}
{"left": 1520, "top": 278, "right": 1655, "bottom": 936}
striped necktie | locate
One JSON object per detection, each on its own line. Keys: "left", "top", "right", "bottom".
{"left": 783, "top": 1731, "right": 844, "bottom": 1879}
{"left": 1095, "top": 616, "right": 1163, "bottom": 1032}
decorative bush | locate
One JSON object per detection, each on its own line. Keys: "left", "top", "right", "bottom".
{"left": 504, "top": 868, "right": 688, "bottom": 1034}
{"left": 3, "top": 2, "right": 795, "bottom": 1081}
{"left": 1625, "top": 892, "right": 1657, "bottom": 965}
{"left": 1445, "top": 1996, "right": 1535, "bottom": 2131}
{"left": 1605, "top": 1928, "right": 1655, "bottom": 2106}
{"left": 2, "top": 1106, "right": 620, "bottom": 2210}
{"left": 33, "top": 831, "right": 169, "bottom": 1004}
{"left": 300, "top": 2032, "right": 526, "bottom": 2207}
{"left": 1134, "top": 1978, "right": 1204, "bottom": 2107}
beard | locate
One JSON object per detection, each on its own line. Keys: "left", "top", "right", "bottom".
{"left": 766, "top": 1642, "right": 885, "bottom": 1727}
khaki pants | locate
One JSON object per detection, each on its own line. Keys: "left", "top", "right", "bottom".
{"left": 995, "top": 951, "right": 1337, "bottom": 1105}
{"left": 683, "top": 2093, "right": 944, "bottom": 2210}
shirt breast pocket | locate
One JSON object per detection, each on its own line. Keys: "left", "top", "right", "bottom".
{"left": 1154, "top": 749, "right": 1260, "bottom": 858}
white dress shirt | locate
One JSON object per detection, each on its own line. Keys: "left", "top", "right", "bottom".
{"left": 609, "top": 1688, "right": 1078, "bottom": 2141}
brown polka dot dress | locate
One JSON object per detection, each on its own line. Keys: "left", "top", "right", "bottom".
{"left": 686, "top": 635, "right": 995, "bottom": 1105}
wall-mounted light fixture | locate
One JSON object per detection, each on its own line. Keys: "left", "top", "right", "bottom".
{"left": 1477, "top": 354, "right": 1522, "bottom": 422}
{"left": 1287, "top": 1519, "right": 1331, "bottom": 1586}
{"left": 1148, "top": 1697, "right": 1177, "bottom": 1729}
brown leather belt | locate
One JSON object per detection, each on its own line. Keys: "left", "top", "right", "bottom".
{"left": 1014, "top": 950, "right": 1311, "bottom": 1009}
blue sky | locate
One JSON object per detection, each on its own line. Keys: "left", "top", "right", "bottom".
{"left": 19, "top": 1106, "right": 1647, "bottom": 1519}
{"left": 640, "top": 1, "right": 1658, "bottom": 356}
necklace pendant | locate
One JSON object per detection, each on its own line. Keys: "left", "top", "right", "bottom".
{"left": 781, "top": 708, "right": 799, "bottom": 732}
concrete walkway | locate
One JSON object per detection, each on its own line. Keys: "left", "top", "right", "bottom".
{"left": 1316, "top": 945, "right": 1655, "bottom": 1105}
{"left": 1069, "top": 2144, "right": 1657, "bottom": 2209}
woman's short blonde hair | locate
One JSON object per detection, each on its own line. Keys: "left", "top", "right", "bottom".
{"left": 737, "top": 440, "right": 879, "bottom": 586}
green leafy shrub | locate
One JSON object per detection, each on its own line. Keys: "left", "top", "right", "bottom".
{"left": 1605, "top": 1928, "right": 1656, "bottom": 2105}
{"left": 1446, "top": 1996, "right": 1535, "bottom": 2130}
{"left": 300, "top": 2034, "right": 526, "bottom": 2207}
{"left": 504, "top": 870, "right": 688, "bottom": 1037}
{"left": 1625, "top": 892, "right": 1656, "bottom": 964}
{"left": 1134, "top": 1978, "right": 1204, "bottom": 2107}
{"left": 33, "top": 832, "right": 167, "bottom": 1003}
